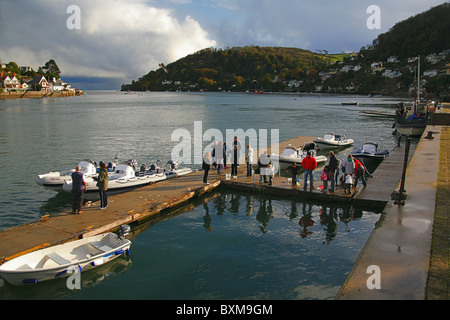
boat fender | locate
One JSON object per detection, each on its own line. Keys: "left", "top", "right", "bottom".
{"left": 22, "top": 278, "right": 38, "bottom": 284}
{"left": 91, "top": 259, "right": 105, "bottom": 266}
{"left": 115, "top": 249, "right": 124, "bottom": 255}
{"left": 55, "top": 269, "right": 68, "bottom": 278}
{"left": 56, "top": 265, "right": 81, "bottom": 278}
{"left": 125, "top": 248, "right": 131, "bottom": 256}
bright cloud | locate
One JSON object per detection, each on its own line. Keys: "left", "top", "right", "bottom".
{"left": 0, "top": 0, "right": 216, "bottom": 87}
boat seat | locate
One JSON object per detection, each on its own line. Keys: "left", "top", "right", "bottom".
{"left": 90, "top": 242, "right": 113, "bottom": 253}
{"left": 17, "top": 264, "right": 33, "bottom": 271}
{"left": 47, "top": 252, "right": 71, "bottom": 265}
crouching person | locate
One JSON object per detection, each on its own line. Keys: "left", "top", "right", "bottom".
{"left": 344, "top": 174, "right": 353, "bottom": 194}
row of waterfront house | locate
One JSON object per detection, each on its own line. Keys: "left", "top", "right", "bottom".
{"left": 0, "top": 74, "right": 75, "bottom": 93}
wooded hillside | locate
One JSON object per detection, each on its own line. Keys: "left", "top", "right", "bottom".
{"left": 122, "top": 46, "right": 346, "bottom": 92}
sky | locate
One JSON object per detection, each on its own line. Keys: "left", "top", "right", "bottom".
{"left": 0, "top": 0, "right": 447, "bottom": 89}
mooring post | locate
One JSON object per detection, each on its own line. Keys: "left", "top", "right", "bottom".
{"left": 394, "top": 135, "right": 411, "bottom": 205}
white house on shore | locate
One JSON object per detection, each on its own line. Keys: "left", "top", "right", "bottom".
{"left": 1, "top": 75, "right": 20, "bottom": 91}
{"left": 27, "top": 76, "right": 49, "bottom": 92}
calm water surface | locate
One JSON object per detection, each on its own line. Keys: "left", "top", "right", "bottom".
{"left": 0, "top": 91, "right": 404, "bottom": 299}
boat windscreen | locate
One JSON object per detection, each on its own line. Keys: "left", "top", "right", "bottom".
{"left": 362, "top": 143, "right": 377, "bottom": 154}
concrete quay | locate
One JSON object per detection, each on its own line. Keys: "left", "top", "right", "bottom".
{"left": 337, "top": 122, "right": 448, "bottom": 300}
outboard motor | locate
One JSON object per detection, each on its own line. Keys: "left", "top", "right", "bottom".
{"left": 118, "top": 224, "right": 131, "bottom": 239}
{"left": 107, "top": 162, "right": 115, "bottom": 172}
{"left": 127, "top": 159, "right": 138, "bottom": 172}
{"left": 167, "top": 160, "right": 178, "bottom": 170}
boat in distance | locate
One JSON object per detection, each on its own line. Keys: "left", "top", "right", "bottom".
{"left": 0, "top": 226, "right": 131, "bottom": 286}
{"left": 313, "top": 133, "right": 354, "bottom": 150}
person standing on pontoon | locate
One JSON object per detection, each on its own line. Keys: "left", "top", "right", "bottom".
{"left": 246, "top": 144, "right": 254, "bottom": 177}
{"left": 95, "top": 161, "right": 109, "bottom": 209}
{"left": 202, "top": 152, "right": 212, "bottom": 184}
{"left": 71, "top": 165, "right": 87, "bottom": 214}
{"left": 302, "top": 151, "right": 317, "bottom": 191}
{"left": 327, "top": 151, "right": 339, "bottom": 193}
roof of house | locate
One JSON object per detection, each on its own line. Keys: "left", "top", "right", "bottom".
{"left": 27, "top": 75, "right": 48, "bottom": 84}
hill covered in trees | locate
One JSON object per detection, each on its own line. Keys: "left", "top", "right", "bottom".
{"left": 122, "top": 46, "right": 347, "bottom": 92}
{"left": 122, "top": 3, "right": 449, "bottom": 99}
{"left": 362, "top": 3, "right": 450, "bottom": 61}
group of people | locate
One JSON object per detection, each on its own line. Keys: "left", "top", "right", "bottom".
{"left": 203, "top": 142, "right": 367, "bottom": 194}
{"left": 317, "top": 152, "right": 366, "bottom": 194}
{"left": 203, "top": 136, "right": 247, "bottom": 184}
{"left": 202, "top": 136, "right": 279, "bottom": 185}
{"left": 71, "top": 161, "right": 109, "bottom": 214}
{"left": 287, "top": 151, "right": 367, "bottom": 193}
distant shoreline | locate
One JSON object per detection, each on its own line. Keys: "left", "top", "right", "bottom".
{"left": 0, "top": 90, "right": 84, "bottom": 99}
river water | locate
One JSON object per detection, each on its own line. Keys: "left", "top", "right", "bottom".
{"left": 0, "top": 91, "right": 405, "bottom": 300}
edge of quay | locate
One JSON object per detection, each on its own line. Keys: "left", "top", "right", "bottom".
{"left": 336, "top": 122, "right": 446, "bottom": 300}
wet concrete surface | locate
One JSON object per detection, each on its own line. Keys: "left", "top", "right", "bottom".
{"left": 336, "top": 125, "right": 445, "bottom": 300}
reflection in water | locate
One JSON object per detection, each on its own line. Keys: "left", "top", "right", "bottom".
{"left": 256, "top": 198, "right": 273, "bottom": 233}
{"left": 1, "top": 190, "right": 380, "bottom": 300}
{"left": 199, "top": 190, "right": 378, "bottom": 244}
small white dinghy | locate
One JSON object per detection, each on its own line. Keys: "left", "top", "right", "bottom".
{"left": 36, "top": 159, "right": 100, "bottom": 187}
{"left": 0, "top": 226, "right": 131, "bottom": 286}
{"left": 313, "top": 133, "right": 354, "bottom": 150}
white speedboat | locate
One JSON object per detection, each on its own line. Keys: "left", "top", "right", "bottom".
{"left": 62, "top": 160, "right": 166, "bottom": 193}
{"left": 272, "top": 142, "right": 327, "bottom": 166}
{"left": 314, "top": 133, "right": 354, "bottom": 150}
{"left": 62, "top": 159, "right": 192, "bottom": 193}
{"left": 352, "top": 142, "right": 389, "bottom": 169}
{"left": 0, "top": 226, "right": 131, "bottom": 286}
{"left": 36, "top": 159, "right": 101, "bottom": 187}
{"left": 140, "top": 160, "right": 192, "bottom": 179}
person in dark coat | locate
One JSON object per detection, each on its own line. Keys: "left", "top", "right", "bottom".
{"left": 94, "top": 161, "right": 109, "bottom": 209}
{"left": 71, "top": 165, "right": 87, "bottom": 214}
{"left": 289, "top": 162, "right": 300, "bottom": 186}
{"left": 202, "top": 152, "right": 212, "bottom": 184}
{"left": 231, "top": 144, "right": 238, "bottom": 177}
{"left": 327, "top": 151, "right": 339, "bottom": 192}
{"left": 354, "top": 158, "right": 367, "bottom": 187}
